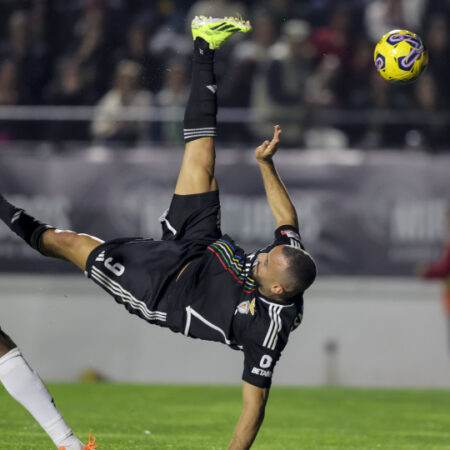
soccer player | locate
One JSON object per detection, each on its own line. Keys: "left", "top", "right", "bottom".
{"left": 0, "top": 16, "right": 316, "bottom": 449}
{"left": 418, "top": 208, "right": 450, "bottom": 355}
{"left": 0, "top": 327, "right": 96, "bottom": 449}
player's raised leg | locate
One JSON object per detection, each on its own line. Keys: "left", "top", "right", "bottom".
{"left": 174, "top": 16, "right": 251, "bottom": 195}
{"left": 0, "top": 194, "right": 103, "bottom": 271}
{"left": 0, "top": 328, "right": 96, "bottom": 449}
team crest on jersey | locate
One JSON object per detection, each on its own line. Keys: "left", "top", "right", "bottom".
{"left": 237, "top": 298, "right": 256, "bottom": 315}
{"left": 281, "top": 229, "right": 300, "bottom": 240}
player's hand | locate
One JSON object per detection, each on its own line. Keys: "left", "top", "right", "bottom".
{"left": 255, "top": 125, "right": 282, "bottom": 163}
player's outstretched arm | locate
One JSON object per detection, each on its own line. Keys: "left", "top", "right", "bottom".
{"left": 228, "top": 382, "right": 269, "bottom": 450}
{"left": 255, "top": 125, "right": 299, "bottom": 229}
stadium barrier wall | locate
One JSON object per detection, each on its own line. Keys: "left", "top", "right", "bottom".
{"left": 0, "top": 148, "right": 449, "bottom": 276}
{"left": 1, "top": 274, "right": 449, "bottom": 388}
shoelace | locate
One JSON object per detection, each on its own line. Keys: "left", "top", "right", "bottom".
{"left": 83, "top": 430, "right": 97, "bottom": 450}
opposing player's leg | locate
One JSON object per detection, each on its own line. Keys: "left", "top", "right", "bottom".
{"left": 0, "top": 328, "right": 96, "bottom": 449}
{"left": 174, "top": 16, "right": 251, "bottom": 195}
{"left": 0, "top": 194, "right": 103, "bottom": 271}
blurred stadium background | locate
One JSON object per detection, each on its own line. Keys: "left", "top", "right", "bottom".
{"left": 0, "top": 0, "right": 449, "bottom": 390}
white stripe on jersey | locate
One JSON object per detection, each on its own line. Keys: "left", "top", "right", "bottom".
{"left": 263, "top": 306, "right": 275, "bottom": 348}
{"left": 91, "top": 266, "right": 167, "bottom": 322}
{"left": 269, "top": 306, "right": 283, "bottom": 349}
{"left": 263, "top": 304, "right": 283, "bottom": 350}
{"left": 289, "top": 238, "right": 301, "bottom": 249}
{"left": 184, "top": 306, "right": 231, "bottom": 346}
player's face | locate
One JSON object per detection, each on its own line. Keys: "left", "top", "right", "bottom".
{"left": 252, "top": 246, "right": 287, "bottom": 294}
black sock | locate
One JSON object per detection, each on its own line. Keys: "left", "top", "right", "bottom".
{"left": 0, "top": 194, "right": 53, "bottom": 253}
{"left": 184, "top": 38, "right": 217, "bottom": 143}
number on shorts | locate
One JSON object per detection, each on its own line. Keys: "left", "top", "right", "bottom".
{"left": 104, "top": 257, "right": 125, "bottom": 276}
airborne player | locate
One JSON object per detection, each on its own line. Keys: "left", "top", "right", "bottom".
{"left": 0, "top": 16, "right": 316, "bottom": 449}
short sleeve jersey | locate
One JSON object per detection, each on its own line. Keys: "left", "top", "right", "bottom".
{"left": 172, "top": 224, "right": 305, "bottom": 388}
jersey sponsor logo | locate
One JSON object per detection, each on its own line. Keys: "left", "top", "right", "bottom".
{"left": 251, "top": 367, "right": 272, "bottom": 377}
{"left": 236, "top": 298, "right": 256, "bottom": 315}
{"left": 281, "top": 229, "right": 300, "bottom": 240}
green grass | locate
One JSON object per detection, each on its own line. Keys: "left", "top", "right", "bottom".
{"left": 1, "top": 384, "right": 449, "bottom": 449}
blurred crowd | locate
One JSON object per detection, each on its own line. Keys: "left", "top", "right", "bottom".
{"left": 0, "top": 0, "right": 449, "bottom": 151}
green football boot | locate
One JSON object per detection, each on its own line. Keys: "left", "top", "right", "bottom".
{"left": 191, "top": 15, "right": 252, "bottom": 50}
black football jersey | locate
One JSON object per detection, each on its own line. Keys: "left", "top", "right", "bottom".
{"left": 172, "top": 224, "right": 305, "bottom": 388}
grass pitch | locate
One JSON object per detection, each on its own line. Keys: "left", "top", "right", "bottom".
{"left": 1, "top": 384, "right": 449, "bottom": 449}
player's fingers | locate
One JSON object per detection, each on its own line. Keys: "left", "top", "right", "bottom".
{"left": 271, "top": 125, "right": 281, "bottom": 144}
{"left": 273, "top": 124, "right": 282, "bottom": 136}
{"left": 256, "top": 141, "right": 270, "bottom": 153}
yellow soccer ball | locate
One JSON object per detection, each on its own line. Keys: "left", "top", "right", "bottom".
{"left": 374, "top": 29, "right": 428, "bottom": 83}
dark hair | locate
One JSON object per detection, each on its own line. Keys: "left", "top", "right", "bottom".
{"left": 281, "top": 245, "right": 317, "bottom": 299}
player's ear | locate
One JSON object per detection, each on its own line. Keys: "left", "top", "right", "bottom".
{"left": 271, "top": 283, "right": 284, "bottom": 296}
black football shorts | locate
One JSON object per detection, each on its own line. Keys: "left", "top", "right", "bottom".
{"left": 160, "top": 190, "right": 221, "bottom": 242}
{"left": 84, "top": 190, "right": 221, "bottom": 331}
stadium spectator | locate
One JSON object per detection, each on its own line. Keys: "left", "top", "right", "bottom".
{"left": 91, "top": 60, "right": 152, "bottom": 145}
{"left": 115, "top": 21, "right": 164, "bottom": 94}
{"left": 305, "top": 54, "right": 342, "bottom": 109}
{"left": 340, "top": 37, "right": 374, "bottom": 145}
{"left": 304, "top": 54, "right": 348, "bottom": 149}
{"left": 231, "top": 11, "right": 277, "bottom": 67}
{"left": 358, "top": 70, "right": 406, "bottom": 148}
{"left": 0, "top": 59, "right": 18, "bottom": 106}
{"left": 72, "top": 6, "right": 112, "bottom": 102}
{"left": 311, "top": 5, "right": 355, "bottom": 65}
{"left": 251, "top": 19, "right": 315, "bottom": 147}
{"left": 257, "top": 0, "right": 310, "bottom": 25}
{"left": 45, "top": 57, "right": 89, "bottom": 144}
{"left": 423, "top": 14, "right": 450, "bottom": 100}
{"left": 156, "top": 58, "right": 189, "bottom": 146}
{"left": 0, "top": 10, "right": 50, "bottom": 104}
{"left": 365, "top": 0, "right": 426, "bottom": 43}
{"left": 0, "top": 59, "right": 20, "bottom": 142}
{"left": 0, "top": 2, "right": 446, "bottom": 149}
{"left": 410, "top": 73, "right": 448, "bottom": 152}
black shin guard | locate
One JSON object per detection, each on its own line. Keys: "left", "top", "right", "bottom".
{"left": 184, "top": 38, "right": 217, "bottom": 143}
{"left": 0, "top": 194, "right": 53, "bottom": 253}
